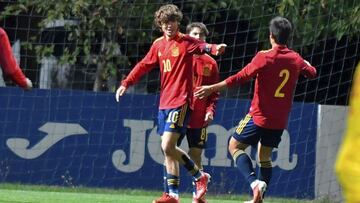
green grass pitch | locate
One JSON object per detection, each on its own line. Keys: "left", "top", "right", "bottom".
{"left": 0, "top": 183, "right": 336, "bottom": 203}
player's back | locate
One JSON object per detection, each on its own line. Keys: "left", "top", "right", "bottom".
{"left": 250, "top": 45, "right": 315, "bottom": 129}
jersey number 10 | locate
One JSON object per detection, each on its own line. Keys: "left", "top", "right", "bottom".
{"left": 162, "top": 59, "right": 172, "bottom": 72}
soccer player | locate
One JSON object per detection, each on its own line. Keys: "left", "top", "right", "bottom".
{"left": 0, "top": 27, "right": 32, "bottom": 90}
{"left": 194, "top": 16, "right": 316, "bottom": 203}
{"left": 115, "top": 4, "right": 226, "bottom": 203}
{"left": 335, "top": 61, "right": 360, "bottom": 203}
{"left": 175, "top": 22, "right": 219, "bottom": 203}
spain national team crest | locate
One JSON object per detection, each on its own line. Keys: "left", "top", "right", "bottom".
{"left": 203, "top": 65, "right": 211, "bottom": 76}
{"left": 171, "top": 46, "right": 179, "bottom": 57}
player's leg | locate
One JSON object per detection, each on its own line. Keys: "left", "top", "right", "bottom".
{"left": 229, "top": 114, "right": 265, "bottom": 203}
{"left": 158, "top": 128, "right": 185, "bottom": 200}
{"left": 153, "top": 109, "right": 180, "bottom": 203}
{"left": 161, "top": 104, "right": 209, "bottom": 200}
{"left": 186, "top": 128, "right": 208, "bottom": 203}
{"left": 249, "top": 128, "right": 282, "bottom": 203}
{"left": 162, "top": 130, "right": 211, "bottom": 201}
{"left": 257, "top": 143, "right": 273, "bottom": 186}
{"left": 187, "top": 128, "right": 207, "bottom": 168}
{"left": 258, "top": 128, "right": 282, "bottom": 186}
{"left": 162, "top": 131, "right": 182, "bottom": 199}
{"left": 229, "top": 115, "right": 258, "bottom": 186}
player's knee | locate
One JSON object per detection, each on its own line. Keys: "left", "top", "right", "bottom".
{"left": 161, "top": 142, "right": 175, "bottom": 156}
{"left": 228, "top": 138, "right": 240, "bottom": 154}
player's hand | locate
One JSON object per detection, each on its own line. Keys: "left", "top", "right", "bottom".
{"left": 215, "top": 43, "right": 227, "bottom": 55}
{"left": 115, "top": 85, "right": 127, "bottom": 102}
{"left": 194, "top": 85, "right": 213, "bottom": 99}
{"left": 204, "top": 112, "right": 214, "bottom": 124}
{"left": 24, "top": 78, "right": 33, "bottom": 91}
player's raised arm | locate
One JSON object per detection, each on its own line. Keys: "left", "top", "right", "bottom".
{"left": 185, "top": 35, "right": 227, "bottom": 56}
{"left": 300, "top": 59, "right": 317, "bottom": 79}
{"left": 212, "top": 43, "right": 227, "bottom": 56}
{"left": 0, "top": 27, "right": 32, "bottom": 90}
{"left": 194, "top": 80, "right": 227, "bottom": 99}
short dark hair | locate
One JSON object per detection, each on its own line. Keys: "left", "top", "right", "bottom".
{"left": 269, "top": 16, "right": 292, "bottom": 45}
{"left": 154, "top": 4, "right": 183, "bottom": 29}
{"left": 186, "top": 22, "right": 209, "bottom": 36}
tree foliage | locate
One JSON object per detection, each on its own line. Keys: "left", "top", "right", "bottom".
{"left": 0, "top": 0, "right": 160, "bottom": 91}
{"left": 189, "top": 0, "right": 360, "bottom": 46}
{"left": 1, "top": 0, "right": 359, "bottom": 91}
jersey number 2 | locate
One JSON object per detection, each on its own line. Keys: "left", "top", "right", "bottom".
{"left": 274, "top": 69, "right": 290, "bottom": 98}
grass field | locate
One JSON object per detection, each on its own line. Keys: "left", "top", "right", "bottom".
{"left": 0, "top": 183, "right": 336, "bottom": 203}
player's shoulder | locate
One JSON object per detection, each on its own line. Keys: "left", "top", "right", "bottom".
{"left": 258, "top": 48, "right": 273, "bottom": 54}
{"left": 253, "top": 49, "right": 272, "bottom": 61}
{"left": 256, "top": 48, "right": 274, "bottom": 59}
{"left": 0, "top": 27, "right": 6, "bottom": 36}
{"left": 178, "top": 32, "right": 186, "bottom": 39}
{"left": 152, "top": 36, "right": 164, "bottom": 44}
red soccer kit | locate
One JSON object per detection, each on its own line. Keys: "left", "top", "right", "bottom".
{"left": 0, "top": 28, "right": 28, "bottom": 88}
{"left": 225, "top": 45, "right": 317, "bottom": 129}
{"left": 188, "top": 54, "right": 219, "bottom": 128}
{"left": 121, "top": 32, "right": 218, "bottom": 109}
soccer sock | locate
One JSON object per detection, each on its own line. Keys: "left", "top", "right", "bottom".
{"left": 233, "top": 149, "right": 257, "bottom": 185}
{"left": 167, "top": 173, "right": 179, "bottom": 199}
{"left": 192, "top": 179, "right": 197, "bottom": 197}
{"left": 259, "top": 161, "right": 272, "bottom": 185}
{"left": 181, "top": 154, "right": 202, "bottom": 180}
{"left": 163, "top": 165, "right": 169, "bottom": 193}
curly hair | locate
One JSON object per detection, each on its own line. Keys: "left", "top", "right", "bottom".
{"left": 154, "top": 4, "right": 183, "bottom": 29}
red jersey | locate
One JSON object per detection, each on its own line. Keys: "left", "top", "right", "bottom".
{"left": 0, "top": 28, "right": 27, "bottom": 88}
{"left": 121, "top": 32, "right": 217, "bottom": 109}
{"left": 225, "top": 45, "right": 316, "bottom": 129}
{"left": 188, "top": 54, "right": 219, "bottom": 128}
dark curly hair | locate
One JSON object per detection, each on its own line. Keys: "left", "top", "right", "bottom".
{"left": 154, "top": 4, "right": 183, "bottom": 29}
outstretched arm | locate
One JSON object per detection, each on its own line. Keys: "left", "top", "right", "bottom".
{"left": 185, "top": 35, "right": 227, "bottom": 56}
{"left": 301, "top": 59, "right": 317, "bottom": 79}
{"left": 195, "top": 52, "right": 264, "bottom": 99}
{"left": 0, "top": 28, "right": 32, "bottom": 90}
{"left": 194, "top": 80, "right": 227, "bottom": 99}
{"left": 115, "top": 43, "right": 158, "bottom": 102}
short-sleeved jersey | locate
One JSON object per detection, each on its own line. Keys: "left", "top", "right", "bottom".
{"left": 225, "top": 45, "right": 316, "bottom": 129}
{"left": 188, "top": 54, "right": 219, "bottom": 128}
{"left": 0, "top": 28, "right": 27, "bottom": 88}
{"left": 121, "top": 32, "right": 217, "bottom": 110}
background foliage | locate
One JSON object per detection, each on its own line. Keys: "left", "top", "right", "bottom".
{"left": 0, "top": 0, "right": 359, "bottom": 96}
